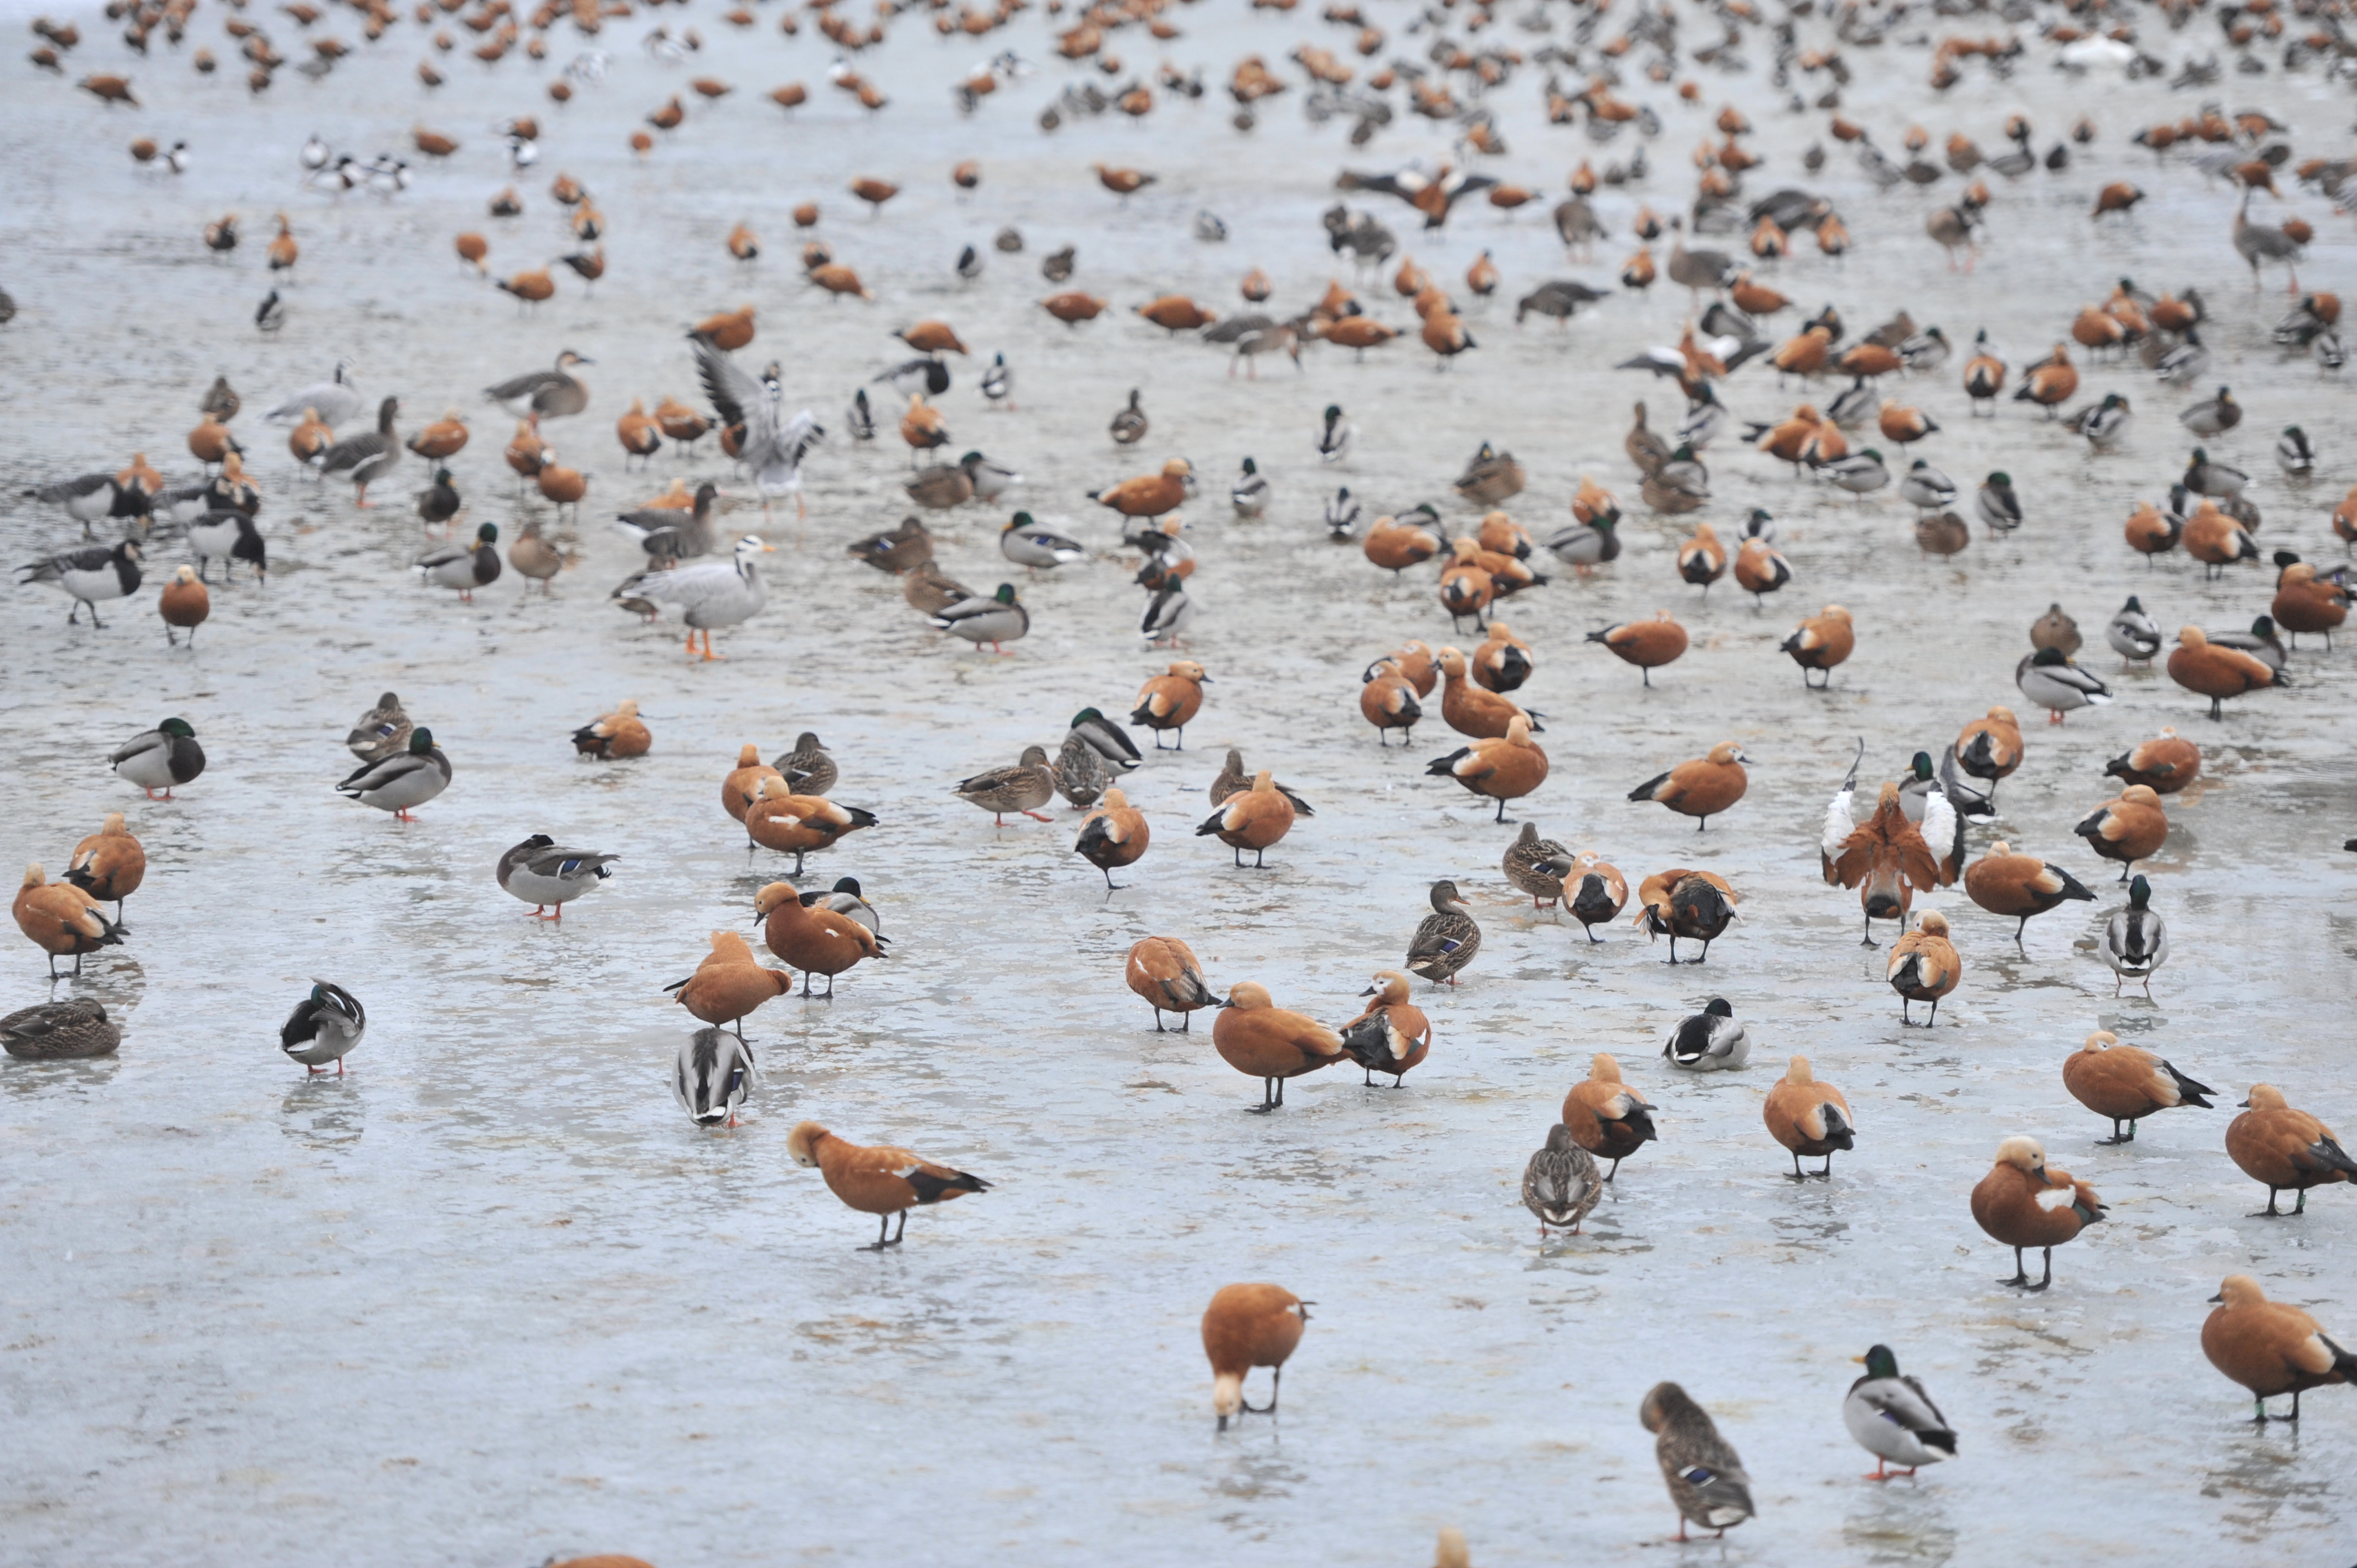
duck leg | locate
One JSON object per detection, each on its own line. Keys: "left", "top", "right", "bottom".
{"left": 1998, "top": 1246, "right": 2032, "bottom": 1288}
{"left": 1248, "top": 1077, "right": 1278, "bottom": 1113}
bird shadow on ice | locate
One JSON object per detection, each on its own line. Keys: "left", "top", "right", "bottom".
{"left": 280, "top": 1076, "right": 365, "bottom": 1150}
{"left": 2201, "top": 1431, "right": 2337, "bottom": 1543}
{"left": 1840, "top": 1482, "right": 1959, "bottom": 1566}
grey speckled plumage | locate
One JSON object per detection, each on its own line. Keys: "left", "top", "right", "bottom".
{"left": 954, "top": 745, "right": 1056, "bottom": 822}
{"left": 1640, "top": 1381, "right": 1754, "bottom": 1540}
{"left": 347, "top": 692, "right": 412, "bottom": 761}
{"left": 773, "top": 732, "right": 838, "bottom": 796}
{"left": 1522, "top": 1123, "right": 1601, "bottom": 1236}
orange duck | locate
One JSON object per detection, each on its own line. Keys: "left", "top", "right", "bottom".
{"left": 721, "top": 743, "right": 784, "bottom": 823}
{"left": 1202, "top": 1283, "right": 1309, "bottom": 1430}
{"left": 788, "top": 1121, "right": 990, "bottom": 1250}
{"left": 1073, "top": 788, "right": 1149, "bottom": 890}
{"left": 1197, "top": 772, "right": 1295, "bottom": 868}
{"left": 744, "top": 776, "right": 877, "bottom": 874}
{"left": 2227, "top": 1085, "right": 2357, "bottom": 1216}
{"left": 2062, "top": 1030, "right": 2214, "bottom": 1144}
{"left": 1340, "top": 969, "right": 1431, "bottom": 1087}
{"left": 1782, "top": 604, "right": 1854, "bottom": 687}
{"left": 1971, "top": 1136, "right": 2104, "bottom": 1290}
{"left": 2203, "top": 1275, "right": 2357, "bottom": 1423}
{"left": 1427, "top": 715, "right": 1547, "bottom": 822}
{"left": 1629, "top": 742, "right": 1747, "bottom": 831}
{"left": 1360, "top": 658, "right": 1423, "bottom": 745}
{"left": 1125, "top": 935, "right": 1219, "bottom": 1030}
{"left": 1437, "top": 646, "right": 1535, "bottom": 738}
{"left": 1587, "top": 611, "right": 1687, "bottom": 684}
{"left": 756, "top": 880, "right": 887, "bottom": 997}
{"left": 1763, "top": 1056, "right": 1855, "bottom": 1179}
{"left": 1213, "top": 982, "right": 1344, "bottom": 1111}
{"left": 1562, "top": 1053, "right": 1659, "bottom": 1180}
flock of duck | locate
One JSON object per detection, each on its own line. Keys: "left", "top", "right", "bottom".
{"left": 10, "top": 0, "right": 2357, "bottom": 1550}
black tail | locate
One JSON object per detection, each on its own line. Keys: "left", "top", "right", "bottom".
{"left": 2052, "top": 865, "right": 2098, "bottom": 902}
{"left": 1339, "top": 1014, "right": 1389, "bottom": 1072}
{"left": 1425, "top": 749, "right": 1470, "bottom": 777}
{"left": 1892, "top": 954, "right": 1924, "bottom": 992}
{"left": 1627, "top": 770, "right": 1671, "bottom": 803}
{"left": 2164, "top": 1060, "right": 2217, "bottom": 1110}
{"left": 1621, "top": 1103, "right": 1660, "bottom": 1144}
{"left": 2322, "top": 1333, "right": 2357, "bottom": 1382}
{"left": 1820, "top": 1102, "right": 1856, "bottom": 1150}
{"left": 905, "top": 1168, "right": 991, "bottom": 1204}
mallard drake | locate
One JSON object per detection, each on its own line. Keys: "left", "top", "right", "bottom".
{"left": 2074, "top": 393, "right": 2133, "bottom": 452}
{"left": 795, "top": 877, "right": 881, "bottom": 938}
{"left": 1887, "top": 911, "right": 1960, "bottom": 1025}
{"left": 1340, "top": 970, "right": 1431, "bottom": 1087}
{"left": 0, "top": 998, "right": 121, "bottom": 1059}
{"left": 111, "top": 717, "right": 204, "bottom": 800}
{"left": 1844, "top": 1345, "right": 1955, "bottom": 1479}
{"left": 981, "top": 352, "right": 1015, "bottom": 409}
{"left": 1970, "top": 1136, "right": 2104, "bottom": 1289}
{"left": 1324, "top": 487, "right": 1363, "bottom": 541}
{"left": 2074, "top": 785, "right": 2168, "bottom": 881}
{"left": 1131, "top": 661, "right": 1208, "bottom": 748}
{"left": 571, "top": 700, "right": 649, "bottom": 760}
{"left": 1428, "top": 715, "right": 1548, "bottom": 822}
{"left": 2105, "top": 597, "right": 2160, "bottom": 663}
{"left": 2183, "top": 447, "right": 2249, "bottom": 497}
{"left": 953, "top": 745, "right": 1055, "bottom": 825}
{"left": 279, "top": 981, "right": 365, "bottom": 1074}
{"left": 19, "top": 540, "right": 145, "bottom": 627}
{"left": 417, "top": 523, "right": 502, "bottom": 602}
{"left": 961, "top": 451, "right": 1022, "bottom": 502}
{"left": 1641, "top": 1383, "right": 1754, "bottom": 1543}
{"left": 1586, "top": 611, "right": 1686, "bottom": 684}
{"left": 1522, "top": 1123, "right": 1601, "bottom": 1238}
{"left": 1898, "top": 459, "right": 1957, "bottom": 512}
{"left": 1545, "top": 514, "right": 1621, "bottom": 575}
{"left": 2179, "top": 385, "right": 2241, "bottom": 436}
{"left": 2204, "top": 1275, "right": 2357, "bottom": 1423}
{"left": 1404, "top": 880, "right": 1480, "bottom": 986}
{"left": 1764, "top": 1056, "right": 1855, "bottom": 1179}
{"left": 2227, "top": 1085, "right": 2356, "bottom": 1218}
{"left": 930, "top": 582, "right": 1030, "bottom": 655}
{"left": 1202, "top": 1283, "right": 1310, "bottom": 1430}
{"left": 496, "top": 834, "right": 617, "bottom": 919}
{"left": 1213, "top": 981, "right": 1344, "bottom": 1111}
{"left": 1963, "top": 842, "right": 2095, "bottom": 942}
{"left": 1453, "top": 441, "right": 1525, "bottom": 505}
{"left": 2064, "top": 1028, "right": 2210, "bottom": 1142}
{"left": 773, "top": 732, "right": 837, "bottom": 795}
{"left": 1821, "top": 447, "right": 1890, "bottom": 498}
{"left": 1663, "top": 997, "right": 1746, "bottom": 1071}
{"left": 1069, "top": 708, "right": 1143, "bottom": 771}
{"left": 1228, "top": 456, "right": 1270, "bottom": 518}
{"left": 1196, "top": 771, "right": 1297, "bottom": 868}
{"left": 64, "top": 813, "right": 144, "bottom": 919}
{"left": 788, "top": 1121, "right": 990, "bottom": 1251}
{"left": 1633, "top": 869, "right": 1738, "bottom": 963}
{"left": 337, "top": 729, "right": 450, "bottom": 821}
{"left": 1629, "top": 742, "right": 1746, "bottom": 831}
{"left": 1502, "top": 822, "right": 1576, "bottom": 910}
{"left": 2015, "top": 647, "right": 2110, "bottom": 723}
{"left": 675, "top": 1027, "right": 756, "bottom": 1127}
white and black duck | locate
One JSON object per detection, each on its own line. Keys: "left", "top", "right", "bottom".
{"left": 496, "top": 834, "right": 618, "bottom": 918}
{"left": 110, "top": 716, "right": 203, "bottom": 798}
{"left": 280, "top": 981, "right": 365, "bottom": 1074}
{"left": 337, "top": 728, "right": 450, "bottom": 820}
{"left": 20, "top": 539, "right": 143, "bottom": 625}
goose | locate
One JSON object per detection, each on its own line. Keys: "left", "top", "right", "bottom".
{"left": 310, "top": 396, "right": 401, "bottom": 507}
{"left": 614, "top": 535, "right": 775, "bottom": 659}
{"left": 1844, "top": 1346, "right": 1958, "bottom": 1481}
{"left": 280, "top": 981, "right": 366, "bottom": 1074}
{"left": 615, "top": 480, "right": 722, "bottom": 564}
{"left": 693, "top": 340, "right": 822, "bottom": 519}
{"left": 337, "top": 729, "right": 450, "bottom": 820}
{"left": 496, "top": 834, "right": 618, "bottom": 919}
{"left": 19, "top": 540, "right": 143, "bottom": 626}
{"left": 486, "top": 349, "right": 594, "bottom": 422}
{"left": 23, "top": 472, "right": 154, "bottom": 534}
{"left": 1661, "top": 997, "right": 1747, "bottom": 1070}
{"left": 186, "top": 510, "right": 266, "bottom": 582}
{"left": 263, "top": 359, "right": 366, "bottom": 425}
{"left": 874, "top": 355, "right": 950, "bottom": 398}
{"left": 1316, "top": 404, "right": 1355, "bottom": 463}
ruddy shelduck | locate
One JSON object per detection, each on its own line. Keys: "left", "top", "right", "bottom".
{"left": 1436, "top": 646, "right": 1536, "bottom": 740}
{"left": 1886, "top": 911, "right": 1960, "bottom": 1025}
{"left": 1212, "top": 981, "right": 1344, "bottom": 1111}
{"left": 1196, "top": 771, "right": 1295, "bottom": 868}
{"left": 1125, "top": 935, "right": 1218, "bottom": 1031}
{"left": 722, "top": 742, "right": 784, "bottom": 824}
{"left": 1202, "top": 1283, "right": 1309, "bottom": 1430}
{"left": 1632, "top": 868, "right": 1738, "bottom": 963}
{"left": 1969, "top": 1136, "right": 2105, "bottom": 1290}
{"left": 1426, "top": 715, "right": 1549, "bottom": 823}
{"left": 2062, "top": 1030, "right": 2215, "bottom": 1143}
{"left": 1587, "top": 610, "right": 1688, "bottom": 685}
{"left": 64, "top": 813, "right": 145, "bottom": 919}
{"left": 2104, "top": 728, "right": 2201, "bottom": 793}
{"left": 756, "top": 881, "right": 887, "bottom": 997}
{"left": 2227, "top": 1085, "right": 2357, "bottom": 1216}
{"left": 2073, "top": 785, "right": 2168, "bottom": 881}
{"left": 744, "top": 776, "right": 877, "bottom": 875}
{"left": 2203, "top": 1275, "right": 2357, "bottom": 1423}
{"left": 14, "top": 863, "right": 127, "bottom": 978}
{"left": 2168, "top": 626, "right": 2281, "bottom": 719}
{"left": 788, "top": 1121, "right": 990, "bottom": 1250}
{"left": 664, "top": 932, "right": 792, "bottom": 1039}
{"left": 1131, "top": 660, "right": 1208, "bottom": 749}
{"left": 1561, "top": 1053, "right": 1658, "bottom": 1180}
{"left": 570, "top": 699, "right": 650, "bottom": 760}
{"left": 1340, "top": 970, "right": 1432, "bottom": 1086}
{"left": 1074, "top": 788, "right": 1150, "bottom": 889}
{"left": 1629, "top": 742, "right": 1747, "bottom": 831}
{"left": 1782, "top": 605, "right": 1854, "bottom": 688}
{"left": 1963, "top": 840, "right": 2094, "bottom": 941}
{"left": 1763, "top": 1055, "right": 1855, "bottom": 1179}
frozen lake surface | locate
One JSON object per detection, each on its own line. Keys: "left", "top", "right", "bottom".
{"left": 3, "top": 0, "right": 2355, "bottom": 1561}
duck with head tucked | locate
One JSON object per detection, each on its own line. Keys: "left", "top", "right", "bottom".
{"left": 1341, "top": 970, "right": 1431, "bottom": 1086}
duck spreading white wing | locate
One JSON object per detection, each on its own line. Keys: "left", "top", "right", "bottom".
{"left": 692, "top": 339, "right": 824, "bottom": 511}
{"left": 1819, "top": 737, "right": 1864, "bottom": 879}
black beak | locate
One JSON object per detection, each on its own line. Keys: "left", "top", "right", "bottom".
{"left": 1216, "top": 995, "right": 1236, "bottom": 1009}
{"left": 1359, "top": 986, "right": 1377, "bottom": 997}
{"left": 2237, "top": 1098, "right": 2251, "bottom": 1108}
{"left": 2207, "top": 1292, "right": 2224, "bottom": 1303}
